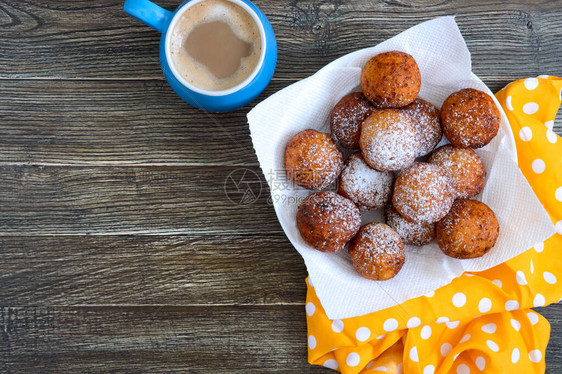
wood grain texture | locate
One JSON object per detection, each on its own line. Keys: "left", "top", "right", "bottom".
{"left": 0, "top": 79, "right": 290, "bottom": 166}
{"left": 0, "top": 235, "right": 306, "bottom": 305}
{"left": 0, "top": 305, "right": 326, "bottom": 374}
{"left": 0, "top": 165, "right": 281, "bottom": 235}
{"left": 0, "top": 1, "right": 561, "bottom": 81}
{"left": 0, "top": 304, "right": 561, "bottom": 373}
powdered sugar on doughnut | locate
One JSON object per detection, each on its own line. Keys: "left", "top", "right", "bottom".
{"left": 359, "top": 109, "right": 421, "bottom": 171}
{"left": 349, "top": 223, "right": 405, "bottom": 280}
{"left": 401, "top": 98, "right": 443, "bottom": 157}
{"left": 440, "top": 88, "right": 500, "bottom": 148}
{"left": 428, "top": 145, "right": 486, "bottom": 199}
{"left": 297, "top": 191, "right": 361, "bottom": 251}
{"left": 330, "top": 93, "right": 374, "bottom": 149}
{"left": 338, "top": 153, "right": 394, "bottom": 211}
{"left": 392, "top": 162, "right": 455, "bottom": 224}
{"left": 285, "top": 130, "right": 343, "bottom": 190}
{"left": 385, "top": 204, "right": 435, "bottom": 246}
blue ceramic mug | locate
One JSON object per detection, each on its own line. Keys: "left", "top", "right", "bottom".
{"left": 124, "top": 0, "right": 277, "bottom": 112}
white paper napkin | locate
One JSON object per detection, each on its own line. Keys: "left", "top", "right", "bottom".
{"left": 247, "top": 16, "right": 556, "bottom": 319}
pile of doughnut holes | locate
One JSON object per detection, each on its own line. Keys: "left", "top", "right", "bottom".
{"left": 285, "top": 51, "right": 501, "bottom": 281}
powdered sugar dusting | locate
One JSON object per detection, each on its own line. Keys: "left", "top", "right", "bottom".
{"left": 428, "top": 145, "right": 486, "bottom": 198}
{"left": 285, "top": 129, "right": 343, "bottom": 190}
{"left": 393, "top": 162, "right": 455, "bottom": 223}
{"left": 338, "top": 152, "right": 394, "bottom": 210}
{"left": 385, "top": 204, "right": 435, "bottom": 246}
{"left": 330, "top": 92, "right": 375, "bottom": 149}
{"left": 360, "top": 109, "right": 421, "bottom": 171}
{"left": 297, "top": 191, "right": 361, "bottom": 251}
{"left": 401, "top": 98, "right": 443, "bottom": 156}
{"left": 349, "top": 223, "right": 405, "bottom": 280}
{"left": 436, "top": 199, "right": 499, "bottom": 258}
{"left": 441, "top": 88, "right": 500, "bottom": 148}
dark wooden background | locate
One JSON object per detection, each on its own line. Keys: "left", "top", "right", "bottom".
{"left": 0, "top": 0, "right": 561, "bottom": 372}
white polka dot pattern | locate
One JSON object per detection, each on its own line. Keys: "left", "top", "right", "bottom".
{"left": 306, "top": 302, "right": 316, "bottom": 316}
{"left": 407, "top": 317, "right": 421, "bottom": 328}
{"left": 523, "top": 102, "right": 539, "bottom": 114}
{"left": 452, "top": 293, "right": 466, "bottom": 307}
{"left": 383, "top": 318, "right": 398, "bottom": 332}
{"left": 481, "top": 323, "right": 497, "bottom": 334}
{"left": 531, "top": 159, "right": 545, "bottom": 174}
{"left": 524, "top": 78, "right": 539, "bottom": 90}
{"left": 346, "top": 352, "right": 360, "bottom": 367}
{"left": 505, "top": 300, "right": 519, "bottom": 311}
{"left": 486, "top": 340, "right": 499, "bottom": 352}
{"left": 421, "top": 325, "right": 432, "bottom": 340}
{"left": 478, "top": 298, "right": 492, "bottom": 313}
{"left": 457, "top": 364, "right": 470, "bottom": 374}
{"left": 512, "top": 348, "right": 520, "bottom": 363}
{"left": 475, "top": 356, "right": 486, "bottom": 371}
{"left": 533, "top": 294, "right": 546, "bottom": 307}
{"left": 511, "top": 319, "right": 522, "bottom": 331}
{"left": 543, "top": 271, "right": 557, "bottom": 284}
{"left": 331, "top": 319, "right": 344, "bottom": 333}
{"left": 460, "top": 334, "right": 471, "bottom": 343}
{"left": 355, "top": 327, "right": 371, "bottom": 342}
{"left": 506, "top": 96, "right": 514, "bottom": 111}
{"left": 423, "top": 365, "right": 435, "bottom": 374}
{"left": 547, "top": 129, "right": 558, "bottom": 143}
{"left": 529, "top": 349, "right": 542, "bottom": 363}
{"left": 516, "top": 271, "right": 528, "bottom": 285}
{"left": 308, "top": 335, "right": 317, "bottom": 349}
{"left": 527, "top": 312, "right": 539, "bottom": 325}
{"left": 410, "top": 346, "right": 419, "bottom": 362}
{"left": 519, "top": 127, "right": 532, "bottom": 141}
{"left": 440, "top": 343, "right": 452, "bottom": 357}
{"left": 323, "top": 359, "right": 338, "bottom": 369}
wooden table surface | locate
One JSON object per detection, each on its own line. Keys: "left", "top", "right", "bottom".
{"left": 1, "top": 1, "right": 561, "bottom": 373}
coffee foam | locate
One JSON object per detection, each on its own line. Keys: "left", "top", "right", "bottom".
{"left": 170, "top": 0, "right": 262, "bottom": 92}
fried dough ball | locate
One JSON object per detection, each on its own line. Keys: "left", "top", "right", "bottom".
{"left": 348, "top": 222, "right": 405, "bottom": 281}
{"left": 359, "top": 109, "right": 420, "bottom": 171}
{"left": 284, "top": 129, "right": 344, "bottom": 190}
{"left": 429, "top": 145, "right": 486, "bottom": 198}
{"left": 392, "top": 162, "right": 455, "bottom": 224}
{"left": 440, "top": 88, "right": 501, "bottom": 148}
{"left": 385, "top": 204, "right": 435, "bottom": 246}
{"left": 360, "top": 51, "right": 421, "bottom": 108}
{"left": 338, "top": 152, "right": 394, "bottom": 211}
{"left": 436, "top": 199, "right": 499, "bottom": 259}
{"left": 296, "top": 191, "right": 361, "bottom": 252}
{"left": 401, "top": 98, "right": 443, "bottom": 157}
{"left": 330, "top": 92, "right": 375, "bottom": 149}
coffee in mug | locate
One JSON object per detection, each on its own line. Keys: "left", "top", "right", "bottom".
{"left": 169, "top": 0, "right": 262, "bottom": 91}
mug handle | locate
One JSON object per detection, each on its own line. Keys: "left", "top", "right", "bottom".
{"left": 123, "top": 0, "right": 173, "bottom": 33}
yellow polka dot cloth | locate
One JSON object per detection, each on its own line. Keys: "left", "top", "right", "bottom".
{"left": 306, "top": 76, "right": 562, "bottom": 374}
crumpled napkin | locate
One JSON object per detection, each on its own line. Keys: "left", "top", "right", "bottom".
{"left": 247, "top": 16, "right": 555, "bottom": 319}
{"left": 305, "top": 75, "right": 562, "bottom": 374}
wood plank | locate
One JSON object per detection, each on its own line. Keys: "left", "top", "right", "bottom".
{"left": 0, "top": 305, "right": 327, "bottom": 373}
{"left": 544, "top": 302, "right": 562, "bottom": 373}
{"left": 0, "top": 235, "right": 306, "bottom": 305}
{"left": 0, "top": 79, "right": 288, "bottom": 166}
{"left": 0, "top": 79, "right": 560, "bottom": 167}
{"left": 0, "top": 1, "right": 561, "bottom": 81}
{"left": 0, "top": 165, "right": 282, "bottom": 235}
{"left": 0, "top": 305, "right": 560, "bottom": 373}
